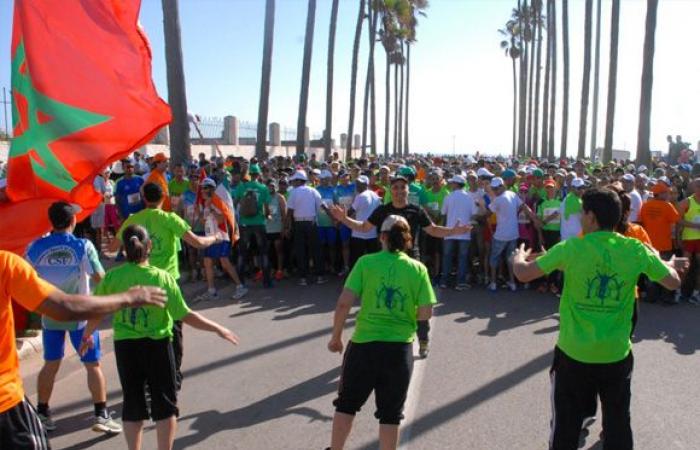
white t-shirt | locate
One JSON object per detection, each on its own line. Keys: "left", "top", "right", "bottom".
{"left": 559, "top": 202, "right": 582, "bottom": 240}
{"left": 629, "top": 189, "right": 643, "bottom": 222}
{"left": 287, "top": 184, "right": 322, "bottom": 220}
{"left": 441, "top": 190, "right": 476, "bottom": 240}
{"left": 488, "top": 190, "right": 522, "bottom": 241}
{"left": 351, "top": 190, "right": 380, "bottom": 239}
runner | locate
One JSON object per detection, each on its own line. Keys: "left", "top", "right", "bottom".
{"left": 439, "top": 174, "right": 476, "bottom": 290}
{"left": 26, "top": 202, "right": 121, "bottom": 434}
{"left": 0, "top": 250, "right": 164, "bottom": 450}
{"left": 90, "top": 224, "right": 239, "bottom": 450}
{"left": 677, "top": 178, "right": 700, "bottom": 303}
{"left": 513, "top": 188, "right": 685, "bottom": 450}
{"left": 326, "top": 215, "right": 436, "bottom": 450}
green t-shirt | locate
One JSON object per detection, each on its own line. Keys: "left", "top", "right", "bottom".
{"left": 536, "top": 231, "right": 670, "bottom": 363}
{"left": 234, "top": 180, "right": 271, "bottom": 226}
{"left": 345, "top": 250, "right": 437, "bottom": 344}
{"left": 168, "top": 178, "right": 189, "bottom": 197}
{"left": 95, "top": 263, "right": 190, "bottom": 341}
{"left": 118, "top": 208, "right": 191, "bottom": 280}
{"left": 537, "top": 198, "right": 562, "bottom": 231}
{"left": 420, "top": 186, "right": 449, "bottom": 223}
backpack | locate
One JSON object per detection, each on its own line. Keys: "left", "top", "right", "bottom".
{"left": 240, "top": 189, "right": 259, "bottom": 217}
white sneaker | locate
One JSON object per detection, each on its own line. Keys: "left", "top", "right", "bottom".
{"left": 507, "top": 282, "right": 517, "bottom": 292}
{"left": 488, "top": 282, "right": 498, "bottom": 292}
{"left": 37, "top": 413, "right": 56, "bottom": 432}
{"left": 205, "top": 288, "right": 219, "bottom": 301}
{"left": 92, "top": 413, "right": 122, "bottom": 434}
{"left": 232, "top": 285, "right": 248, "bottom": 300}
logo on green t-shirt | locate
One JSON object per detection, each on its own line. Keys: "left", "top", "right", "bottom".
{"left": 376, "top": 283, "right": 407, "bottom": 313}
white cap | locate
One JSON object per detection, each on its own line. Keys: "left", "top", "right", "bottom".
{"left": 621, "top": 173, "right": 635, "bottom": 182}
{"left": 490, "top": 177, "right": 504, "bottom": 188}
{"left": 477, "top": 168, "right": 494, "bottom": 178}
{"left": 637, "top": 165, "right": 648, "bottom": 172}
{"left": 289, "top": 170, "right": 308, "bottom": 182}
{"left": 380, "top": 214, "right": 409, "bottom": 232}
{"left": 449, "top": 175, "right": 466, "bottom": 185}
{"left": 319, "top": 170, "right": 333, "bottom": 179}
{"left": 571, "top": 178, "right": 586, "bottom": 188}
{"left": 311, "top": 168, "right": 321, "bottom": 175}
{"left": 356, "top": 175, "right": 370, "bottom": 185}
{"left": 201, "top": 177, "right": 217, "bottom": 188}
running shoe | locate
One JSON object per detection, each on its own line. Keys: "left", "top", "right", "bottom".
{"left": 488, "top": 282, "right": 498, "bottom": 292}
{"left": 337, "top": 267, "right": 349, "bottom": 277}
{"left": 507, "top": 281, "right": 517, "bottom": 292}
{"left": 689, "top": 295, "right": 700, "bottom": 306}
{"left": 38, "top": 413, "right": 56, "bottom": 432}
{"left": 439, "top": 283, "right": 448, "bottom": 289}
{"left": 418, "top": 340, "right": 429, "bottom": 359}
{"left": 317, "top": 276, "right": 329, "bottom": 285}
{"left": 297, "top": 278, "right": 308, "bottom": 286}
{"left": 253, "top": 270, "right": 264, "bottom": 282}
{"left": 232, "top": 285, "right": 248, "bottom": 300}
{"left": 274, "top": 270, "right": 284, "bottom": 281}
{"left": 455, "top": 283, "right": 470, "bottom": 291}
{"left": 92, "top": 413, "right": 122, "bottom": 434}
{"left": 205, "top": 289, "right": 219, "bottom": 301}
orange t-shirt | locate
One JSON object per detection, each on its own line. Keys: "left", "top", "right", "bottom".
{"left": 0, "top": 251, "right": 55, "bottom": 413}
{"left": 625, "top": 223, "right": 652, "bottom": 247}
{"left": 639, "top": 200, "right": 681, "bottom": 252}
{"left": 145, "top": 170, "right": 171, "bottom": 211}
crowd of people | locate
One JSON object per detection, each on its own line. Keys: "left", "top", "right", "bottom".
{"left": 1, "top": 146, "right": 698, "bottom": 450}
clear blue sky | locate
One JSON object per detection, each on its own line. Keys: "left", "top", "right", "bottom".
{"left": 1, "top": 0, "right": 698, "bottom": 157}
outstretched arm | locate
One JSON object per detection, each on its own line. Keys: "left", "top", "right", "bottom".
{"left": 183, "top": 311, "right": 239, "bottom": 345}
{"left": 513, "top": 244, "right": 546, "bottom": 282}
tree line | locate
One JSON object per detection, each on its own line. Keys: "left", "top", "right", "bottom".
{"left": 499, "top": 0, "right": 658, "bottom": 166}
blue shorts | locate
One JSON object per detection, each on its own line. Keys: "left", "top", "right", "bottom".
{"left": 318, "top": 226, "right": 338, "bottom": 245}
{"left": 490, "top": 239, "right": 517, "bottom": 267}
{"left": 43, "top": 328, "right": 101, "bottom": 363}
{"left": 204, "top": 241, "right": 231, "bottom": 259}
{"left": 339, "top": 225, "right": 352, "bottom": 243}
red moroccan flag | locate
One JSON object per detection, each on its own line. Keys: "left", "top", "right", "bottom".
{"left": 0, "top": 0, "right": 171, "bottom": 253}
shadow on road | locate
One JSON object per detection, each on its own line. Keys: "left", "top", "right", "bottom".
{"left": 173, "top": 367, "right": 338, "bottom": 449}
{"left": 633, "top": 302, "right": 700, "bottom": 355}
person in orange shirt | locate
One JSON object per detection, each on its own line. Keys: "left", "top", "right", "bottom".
{"left": 640, "top": 182, "right": 682, "bottom": 303}
{"left": 0, "top": 251, "right": 165, "bottom": 450}
{"left": 145, "top": 152, "right": 171, "bottom": 211}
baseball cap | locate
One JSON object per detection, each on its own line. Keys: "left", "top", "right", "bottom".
{"left": 571, "top": 178, "right": 586, "bottom": 188}
{"left": 319, "top": 170, "right": 333, "bottom": 179}
{"left": 532, "top": 168, "right": 544, "bottom": 178}
{"left": 477, "top": 168, "right": 494, "bottom": 178}
{"left": 490, "top": 177, "right": 504, "bottom": 188}
{"left": 152, "top": 152, "right": 168, "bottom": 163}
{"left": 356, "top": 175, "right": 370, "bottom": 185}
{"left": 380, "top": 214, "right": 409, "bottom": 232}
{"left": 519, "top": 183, "right": 530, "bottom": 192}
{"left": 448, "top": 175, "right": 466, "bottom": 185}
{"left": 651, "top": 182, "right": 669, "bottom": 195}
{"left": 621, "top": 174, "right": 635, "bottom": 182}
{"left": 289, "top": 170, "right": 308, "bottom": 182}
{"left": 398, "top": 166, "right": 415, "bottom": 177}
{"left": 544, "top": 179, "right": 556, "bottom": 188}
{"left": 502, "top": 169, "right": 516, "bottom": 179}
{"left": 391, "top": 175, "right": 409, "bottom": 184}
{"left": 201, "top": 177, "right": 217, "bottom": 188}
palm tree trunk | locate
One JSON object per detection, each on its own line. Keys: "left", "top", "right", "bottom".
{"left": 517, "top": 0, "right": 527, "bottom": 157}
{"left": 527, "top": 2, "right": 536, "bottom": 157}
{"left": 541, "top": 0, "right": 551, "bottom": 160}
{"left": 532, "top": 1, "right": 543, "bottom": 159}
{"left": 162, "top": 0, "right": 191, "bottom": 166}
{"left": 603, "top": 0, "right": 620, "bottom": 164}
{"left": 384, "top": 51, "right": 390, "bottom": 158}
{"left": 590, "top": 0, "right": 602, "bottom": 158}
{"left": 398, "top": 43, "right": 404, "bottom": 157}
{"left": 325, "top": 0, "right": 339, "bottom": 161}
{"left": 560, "top": 0, "right": 569, "bottom": 159}
{"left": 296, "top": 0, "right": 316, "bottom": 156}
{"left": 361, "top": 0, "right": 372, "bottom": 158}
{"left": 346, "top": 0, "right": 365, "bottom": 160}
{"left": 548, "top": 0, "right": 557, "bottom": 160}
{"left": 404, "top": 42, "right": 410, "bottom": 155}
{"left": 256, "top": 0, "right": 275, "bottom": 159}
{"left": 637, "top": 0, "right": 658, "bottom": 167}
{"left": 393, "top": 60, "right": 398, "bottom": 156}
{"left": 369, "top": 7, "right": 378, "bottom": 155}
{"left": 577, "top": 0, "right": 593, "bottom": 159}
{"left": 512, "top": 53, "right": 518, "bottom": 158}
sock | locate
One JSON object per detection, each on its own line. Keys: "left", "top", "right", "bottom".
{"left": 94, "top": 402, "right": 108, "bottom": 418}
{"left": 37, "top": 402, "right": 49, "bottom": 416}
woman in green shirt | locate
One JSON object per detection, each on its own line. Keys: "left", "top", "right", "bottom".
{"left": 327, "top": 215, "right": 436, "bottom": 450}
{"left": 91, "top": 224, "right": 239, "bottom": 450}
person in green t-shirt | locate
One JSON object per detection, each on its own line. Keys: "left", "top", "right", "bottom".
{"left": 535, "top": 179, "right": 562, "bottom": 294}
{"left": 513, "top": 187, "right": 685, "bottom": 449}
{"left": 168, "top": 163, "right": 189, "bottom": 213}
{"left": 419, "top": 171, "right": 449, "bottom": 280}
{"left": 90, "top": 224, "right": 239, "bottom": 450}
{"left": 327, "top": 215, "right": 436, "bottom": 450}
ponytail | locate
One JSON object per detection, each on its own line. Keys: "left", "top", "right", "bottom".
{"left": 123, "top": 224, "right": 150, "bottom": 263}
{"left": 385, "top": 221, "right": 412, "bottom": 253}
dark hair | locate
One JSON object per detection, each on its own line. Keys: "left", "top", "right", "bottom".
{"left": 604, "top": 185, "right": 631, "bottom": 233}
{"left": 122, "top": 224, "right": 150, "bottom": 263}
{"left": 582, "top": 188, "right": 622, "bottom": 231}
{"left": 48, "top": 201, "right": 75, "bottom": 229}
{"left": 384, "top": 221, "right": 413, "bottom": 253}
{"left": 143, "top": 182, "right": 163, "bottom": 203}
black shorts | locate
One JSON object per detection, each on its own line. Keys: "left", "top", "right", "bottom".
{"left": 0, "top": 398, "right": 51, "bottom": 449}
{"left": 115, "top": 338, "right": 179, "bottom": 421}
{"left": 333, "top": 341, "right": 413, "bottom": 425}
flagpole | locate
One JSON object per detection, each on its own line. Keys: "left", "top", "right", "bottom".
{"left": 2, "top": 87, "right": 8, "bottom": 138}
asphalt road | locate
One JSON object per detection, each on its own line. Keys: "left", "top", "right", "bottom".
{"left": 19, "top": 277, "right": 700, "bottom": 450}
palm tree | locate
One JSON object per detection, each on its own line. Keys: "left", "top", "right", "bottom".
{"left": 547, "top": 0, "right": 557, "bottom": 159}
{"left": 526, "top": 1, "right": 536, "bottom": 157}
{"left": 325, "top": 0, "right": 339, "bottom": 160}
{"left": 577, "top": 0, "right": 593, "bottom": 159}
{"left": 516, "top": 1, "right": 529, "bottom": 157}
{"left": 393, "top": 52, "right": 399, "bottom": 156}
{"left": 361, "top": 0, "right": 373, "bottom": 157}
{"left": 637, "top": 0, "right": 658, "bottom": 167}
{"left": 256, "top": 0, "right": 275, "bottom": 159}
{"left": 401, "top": 0, "right": 427, "bottom": 156}
{"left": 379, "top": 4, "right": 400, "bottom": 157}
{"left": 369, "top": 2, "right": 378, "bottom": 155}
{"left": 162, "top": 0, "right": 191, "bottom": 165}
{"left": 603, "top": 0, "right": 620, "bottom": 164}
{"left": 398, "top": 42, "right": 405, "bottom": 156}
{"left": 296, "top": 0, "right": 317, "bottom": 156}
{"left": 540, "top": 0, "right": 551, "bottom": 159}
{"left": 590, "top": 0, "right": 602, "bottom": 157}
{"left": 346, "top": 0, "right": 366, "bottom": 159}
{"left": 560, "top": 0, "right": 570, "bottom": 159}
{"left": 403, "top": 41, "right": 411, "bottom": 155}
{"left": 531, "top": 0, "right": 544, "bottom": 158}
{"left": 500, "top": 20, "right": 520, "bottom": 157}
